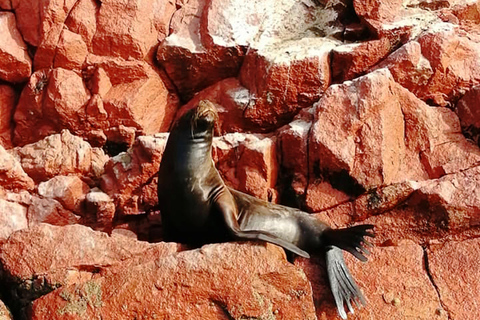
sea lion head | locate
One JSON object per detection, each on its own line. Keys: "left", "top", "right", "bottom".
{"left": 189, "top": 100, "right": 219, "bottom": 137}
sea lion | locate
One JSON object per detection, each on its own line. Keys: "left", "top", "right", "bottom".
{"left": 157, "top": 100, "right": 374, "bottom": 319}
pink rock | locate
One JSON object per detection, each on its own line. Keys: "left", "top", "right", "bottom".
{"left": 309, "top": 69, "right": 478, "bottom": 193}
{"left": 0, "top": 145, "right": 34, "bottom": 191}
{"left": 53, "top": 29, "right": 88, "bottom": 69}
{"left": 353, "top": 0, "right": 404, "bottom": 24}
{"left": 0, "top": 85, "right": 16, "bottom": 148}
{"left": 100, "top": 134, "right": 168, "bottom": 215}
{"left": 371, "top": 41, "right": 434, "bottom": 94}
{"left": 92, "top": 0, "right": 175, "bottom": 60}
{"left": 37, "top": 176, "right": 90, "bottom": 213}
{"left": 30, "top": 243, "right": 316, "bottom": 320}
{"left": 428, "top": 238, "right": 480, "bottom": 320}
{"left": 27, "top": 196, "right": 80, "bottom": 226}
{"left": 213, "top": 133, "right": 278, "bottom": 201}
{"left": 418, "top": 25, "right": 480, "bottom": 105}
{"left": 331, "top": 38, "right": 393, "bottom": 82}
{"left": 0, "top": 12, "right": 32, "bottom": 83}
{"left": 12, "top": 130, "right": 103, "bottom": 182}
{"left": 0, "top": 199, "right": 28, "bottom": 240}
{"left": 0, "top": 223, "right": 179, "bottom": 310}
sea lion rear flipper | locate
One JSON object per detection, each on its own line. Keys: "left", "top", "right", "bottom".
{"left": 323, "top": 224, "right": 375, "bottom": 261}
{"left": 326, "top": 246, "right": 366, "bottom": 319}
{"left": 215, "top": 193, "right": 310, "bottom": 258}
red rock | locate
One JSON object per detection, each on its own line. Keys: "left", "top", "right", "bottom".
{"left": 371, "top": 41, "right": 434, "bottom": 94}
{"left": 456, "top": 84, "right": 480, "bottom": 128}
{"left": 0, "top": 12, "right": 32, "bottom": 83}
{"left": 304, "top": 181, "right": 350, "bottom": 212}
{"left": 0, "top": 85, "right": 16, "bottom": 148}
{"left": 30, "top": 243, "right": 316, "bottom": 320}
{"left": 0, "top": 0, "right": 11, "bottom": 9}
{"left": 0, "top": 199, "right": 28, "bottom": 240}
{"left": 0, "top": 145, "right": 34, "bottom": 191}
{"left": 64, "top": 0, "right": 98, "bottom": 49}
{"left": 14, "top": 61, "right": 177, "bottom": 147}
{"left": 12, "top": 130, "right": 103, "bottom": 182}
{"left": 157, "top": 0, "right": 245, "bottom": 100}
{"left": 413, "top": 166, "right": 480, "bottom": 231}
{"left": 10, "top": 0, "right": 71, "bottom": 47}
{"left": 96, "top": 59, "right": 179, "bottom": 136}
{"left": 92, "top": 0, "right": 175, "bottom": 60}
{"left": 177, "top": 78, "right": 255, "bottom": 133}
{"left": 277, "top": 112, "right": 313, "bottom": 204}
{"left": 353, "top": 181, "right": 418, "bottom": 221}
{"left": 0, "top": 299, "right": 13, "bottom": 320}
{"left": 309, "top": 69, "right": 478, "bottom": 193}
{"left": 238, "top": 39, "right": 334, "bottom": 129}
{"left": 53, "top": 29, "right": 88, "bottom": 69}
{"left": 353, "top": 0, "right": 404, "bottom": 24}
{"left": 428, "top": 238, "right": 480, "bottom": 320}
{"left": 213, "top": 133, "right": 278, "bottom": 201}
{"left": 418, "top": 25, "right": 480, "bottom": 105}
{"left": 43, "top": 68, "right": 90, "bottom": 126}
{"left": 84, "top": 188, "right": 115, "bottom": 231}
{"left": 331, "top": 38, "right": 393, "bottom": 82}
{"left": 100, "top": 134, "right": 168, "bottom": 215}
{"left": 27, "top": 196, "right": 80, "bottom": 226}
{"left": 346, "top": 241, "right": 446, "bottom": 319}
{"left": 451, "top": 1, "right": 480, "bottom": 25}
{"left": 0, "top": 223, "right": 179, "bottom": 311}
{"left": 37, "top": 176, "right": 90, "bottom": 213}
{"left": 13, "top": 68, "right": 90, "bottom": 146}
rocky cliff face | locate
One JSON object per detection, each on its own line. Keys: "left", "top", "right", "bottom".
{"left": 0, "top": 0, "right": 480, "bottom": 319}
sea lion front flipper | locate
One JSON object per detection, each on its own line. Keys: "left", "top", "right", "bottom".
{"left": 215, "top": 193, "right": 310, "bottom": 258}
{"left": 326, "top": 246, "right": 366, "bottom": 319}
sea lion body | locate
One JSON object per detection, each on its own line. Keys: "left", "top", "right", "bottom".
{"left": 158, "top": 100, "right": 374, "bottom": 319}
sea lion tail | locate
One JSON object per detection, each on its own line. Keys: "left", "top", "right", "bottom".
{"left": 326, "top": 246, "right": 365, "bottom": 319}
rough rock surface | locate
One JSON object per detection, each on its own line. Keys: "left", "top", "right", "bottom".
{"left": 0, "top": 224, "right": 180, "bottom": 311}
{"left": 0, "top": 0, "right": 480, "bottom": 319}
{"left": 0, "top": 85, "right": 15, "bottom": 148}
{"left": 428, "top": 238, "right": 480, "bottom": 320}
{"left": 29, "top": 243, "right": 316, "bottom": 320}
{"left": 0, "top": 145, "right": 34, "bottom": 191}
{"left": 0, "top": 12, "right": 31, "bottom": 83}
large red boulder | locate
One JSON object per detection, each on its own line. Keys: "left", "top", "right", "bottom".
{"left": 29, "top": 243, "right": 316, "bottom": 320}
{"left": 0, "top": 12, "right": 32, "bottom": 83}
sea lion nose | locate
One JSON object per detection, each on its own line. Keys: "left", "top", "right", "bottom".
{"left": 197, "top": 100, "right": 218, "bottom": 122}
